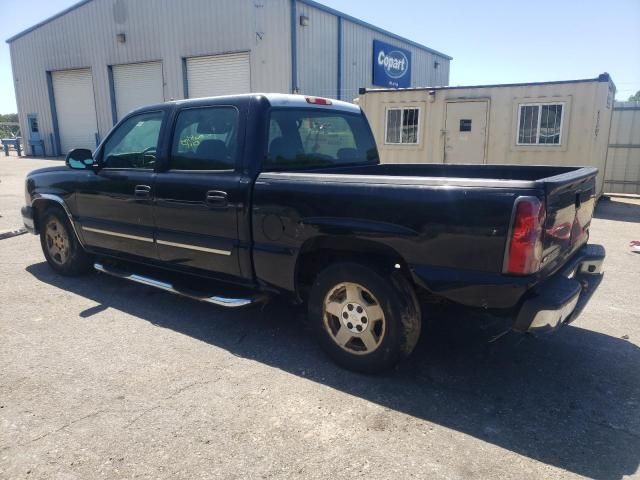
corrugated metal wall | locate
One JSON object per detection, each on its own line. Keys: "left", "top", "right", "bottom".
{"left": 605, "top": 102, "right": 640, "bottom": 194}
{"left": 294, "top": 1, "right": 451, "bottom": 102}
{"left": 9, "top": 0, "right": 450, "bottom": 156}
{"left": 296, "top": 3, "right": 338, "bottom": 98}
{"left": 9, "top": 0, "right": 291, "bottom": 156}
{"left": 341, "top": 20, "right": 450, "bottom": 103}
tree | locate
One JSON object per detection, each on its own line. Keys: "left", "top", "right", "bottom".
{"left": 0, "top": 113, "right": 18, "bottom": 123}
{"left": 629, "top": 90, "right": 640, "bottom": 102}
{"left": 0, "top": 113, "right": 19, "bottom": 138}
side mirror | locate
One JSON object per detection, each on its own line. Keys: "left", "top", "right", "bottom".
{"left": 66, "top": 148, "right": 95, "bottom": 170}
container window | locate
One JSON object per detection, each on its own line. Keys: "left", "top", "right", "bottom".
{"left": 460, "top": 119, "right": 472, "bottom": 132}
{"left": 385, "top": 107, "right": 420, "bottom": 144}
{"left": 517, "top": 102, "right": 564, "bottom": 145}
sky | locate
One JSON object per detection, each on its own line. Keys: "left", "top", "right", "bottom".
{"left": 0, "top": 0, "right": 639, "bottom": 114}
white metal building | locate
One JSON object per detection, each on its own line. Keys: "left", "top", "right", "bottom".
{"left": 358, "top": 74, "right": 616, "bottom": 195}
{"left": 7, "top": 0, "right": 451, "bottom": 156}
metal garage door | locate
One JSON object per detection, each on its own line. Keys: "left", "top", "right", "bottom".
{"left": 186, "top": 53, "right": 250, "bottom": 99}
{"left": 112, "top": 61, "right": 164, "bottom": 121}
{"left": 52, "top": 69, "right": 98, "bottom": 153}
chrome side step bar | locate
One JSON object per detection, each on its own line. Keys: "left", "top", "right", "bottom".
{"left": 94, "top": 262, "right": 263, "bottom": 308}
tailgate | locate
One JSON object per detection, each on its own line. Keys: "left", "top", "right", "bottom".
{"left": 541, "top": 167, "right": 598, "bottom": 274}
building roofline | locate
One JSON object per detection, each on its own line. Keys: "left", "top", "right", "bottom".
{"left": 6, "top": 0, "right": 94, "bottom": 43}
{"left": 7, "top": 0, "right": 453, "bottom": 61}
{"left": 299, "top": 0, "right": 452, "bottom": 60}
{"left": 359, "top": 73, "right": 614, "bottom": 94}
{"left": 7, "top": 0, "right": 453, "bottom": 62}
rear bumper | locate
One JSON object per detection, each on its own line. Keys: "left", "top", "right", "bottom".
{"left": 512, "top": 244, "right": 605, "bottom": 334}
{"left": 21, "top": 206, "right": 36, "bottom": 233}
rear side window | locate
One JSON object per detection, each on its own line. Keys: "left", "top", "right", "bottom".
{"left": 171, "top": 107, "right": 238, "bottom": 170}
{"left": 265, "top": 109, "right": 378, "bottom": 170}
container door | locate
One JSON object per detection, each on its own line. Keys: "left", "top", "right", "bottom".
{"left": 51, "top": 69, "right": 99, "bottom": 153}
{"left": 444, "top": 101, "right": 488, "bottom": 164}
{"left": 185, "top": 53, "right": 250, "bottom": 99}
{"left": 112, "top": 61, "right": 165, "bottom": 121}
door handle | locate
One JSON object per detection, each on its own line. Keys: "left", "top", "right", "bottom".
{"left": 135, "top": 184, "right": 151, "bottom": 198}
{"left": 205, "top": 190, "right": 228, "bottom": 207}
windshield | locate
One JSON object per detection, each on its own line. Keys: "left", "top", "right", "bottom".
{"left": 265, "top": 109, "right": 379, "bottom": 170}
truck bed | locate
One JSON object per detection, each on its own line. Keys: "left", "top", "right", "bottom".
{"left": 304, "top": 163, "right": 597, "bottom": 191}
{"left": 254, "top": 163, "right": 598, "bottom": 309}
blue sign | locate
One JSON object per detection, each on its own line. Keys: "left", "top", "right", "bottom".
{"left": 373, "top": 40, "right": 411, "bottom": 88}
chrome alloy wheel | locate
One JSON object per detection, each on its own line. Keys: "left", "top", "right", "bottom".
{"left": 323, "top": 282, "right": 386, "bottom": 355}
{"left": 45, "top": 218, "right": 70, "bottom": 265}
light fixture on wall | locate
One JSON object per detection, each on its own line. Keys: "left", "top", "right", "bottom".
{"left": 300, "top": 15, "right": 309, "bottom": 26}
{"left": 116, "top": 33, "right": 126, "bottom": 43}
{"left": 434, "top": 61, "right": 440, "bottom": 69}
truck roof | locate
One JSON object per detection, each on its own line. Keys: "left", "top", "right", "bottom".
{"left": 166, "top": 93, "right": 362, "bottom": 114}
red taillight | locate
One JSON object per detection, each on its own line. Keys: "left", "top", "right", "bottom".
{"left": 305, "top": 96, "right": 332, "bottom": 105}
{"left": 504, "top": 197, "right": 546, "bottom": 275}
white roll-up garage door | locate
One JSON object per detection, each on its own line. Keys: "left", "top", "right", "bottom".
{"left": 52, "top": 69, "right": 98, "bottom": 153}
{"left": 186, "top": 52, "right": 251, "bottom": 99}
{"left": 112, "top": 61, "right": 164, "bottom": 120}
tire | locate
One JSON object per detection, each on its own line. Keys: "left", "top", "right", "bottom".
{"left": 39, "top": 206, "right": 93, "bottom": 276}
{"left": 308, "top": 262, "right": 421, "bottom": 374}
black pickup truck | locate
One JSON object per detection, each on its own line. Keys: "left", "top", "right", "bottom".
{"left": 22, "top": 93, "right": 605, "bottom": 373}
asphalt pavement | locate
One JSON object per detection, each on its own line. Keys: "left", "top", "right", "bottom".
{"left": 1, "top": 157, "right": 639, "bottom": 479}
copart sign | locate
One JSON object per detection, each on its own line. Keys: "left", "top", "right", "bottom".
{"left": 373, "top": 40, "right": 411, "bottom": 88}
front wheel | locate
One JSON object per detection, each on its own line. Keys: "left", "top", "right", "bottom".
{"left": 39, "top": 206, "right": 93, "bottom": 276}
{"left": 308, "top": 262, "right": 421, "bottom": 374}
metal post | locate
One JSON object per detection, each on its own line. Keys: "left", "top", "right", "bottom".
{"left": 290, "top": 0, "right": 298, "bottom": 93}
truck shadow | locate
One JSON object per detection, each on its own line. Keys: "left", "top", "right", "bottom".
{"left": 27, "top": 262, "right": 640, "bottom": 480}
{"left": 595, "top": 197, "right": 640, "bottom": 223}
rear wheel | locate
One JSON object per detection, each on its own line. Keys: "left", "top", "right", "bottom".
{"left": 40, "top": 206, "right": 93, "bottom": 276}
{"left": 309, "top": 262, "right": 421, "bottom": 373}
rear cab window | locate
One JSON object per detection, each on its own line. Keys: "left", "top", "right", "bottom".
{"left": 265, "top": 109, "right": 379, "bottom": 170}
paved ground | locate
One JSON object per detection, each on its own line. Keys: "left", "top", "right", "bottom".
{"left": 1, "top": 157, "right": 639, "bottom": 480}
{"left": 0, "top": 153, "right": 54, "bottom": 233}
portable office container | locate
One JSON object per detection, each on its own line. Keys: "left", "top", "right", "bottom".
{"left": 358, "top": 74, "right": 615, "bottom": 195}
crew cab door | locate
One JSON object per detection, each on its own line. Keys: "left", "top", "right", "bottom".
{"left": 153, "top": 105, "right": 245, "bottom": 280}
{"left": 75, "top": 111, "right": 164, "bottom": 259}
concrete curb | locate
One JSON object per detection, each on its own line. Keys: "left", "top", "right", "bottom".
{"left": 0, "top": 228, "right": 27, "bottom": 240}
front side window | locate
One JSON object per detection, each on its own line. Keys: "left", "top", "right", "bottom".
{"left": 385, "top": 107, "right": 420, "bottom": 144}
{"left": 171, "top": 107, "right": 239, "bottom": 171}
{"left": 517, "top": 103, "right": 564, "bottom": 145}
{"left": 265, "top": 109, "right": 378, "bottom": 170}
{"left": 102, "top": 111, "right": 163, "bottom": 169}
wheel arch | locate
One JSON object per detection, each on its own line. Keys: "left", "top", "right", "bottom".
{"left": 294, "top": 235, "right": 413, "bottom": 302}
{"left": 31, "top": 195, "right": 83, "bottom": 245}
